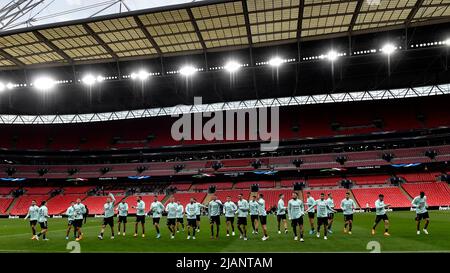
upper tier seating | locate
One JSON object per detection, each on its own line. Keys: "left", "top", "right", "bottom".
{"left": 46, "top": 194, "right": 86, "bottom": 215}
{"left": 351, "top": 187, "right": 411, "bottom": 208}
{"left": 402, "top": 182, "right": 450, "bottom": 207}
{"left": 303, "top": 189, "right": 349, "bottom": 209}
{"left": 9, "top": 195, "right": 50, "bottom": 215}
{"left": 0, "top": 197, "right": 13, "bottom": 215}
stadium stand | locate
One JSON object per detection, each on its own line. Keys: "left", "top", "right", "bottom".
{"left": 169, "top": 192, "right": 207, "bottom": 207}
{"left": 46, "top": 194, "right": 87, "bottom": 215}
{"left": 63, "top": 186, "right": 94, "bottom": 194}
{"left": 0, "top": 187, "right": 15, "bottom": 195}
{"left": 399, "top": 173, "right": 439, "bottom": 183}
{"left": 214, "top": 190, "right": 251, "bottom": 203}
{"left": 169, "top": 182, "right": 192, "bottom": 191}
{"left": 193, "top": 182, "right": 233, "bottom": 191}
{"left": 9, "top": 195, "right": 50, "bottom": 215}
{"left": 81, "top": 195, "right": 126, "bottom": 215}
{"left": 351, "top": 187, "right": 411, "bottom": 208}
{"left": 257, "top": 189, "right": 297, "bottom": 209}
{"left": 23, "top": 187, "right": 55, "bottom": 195}
{"left": 234, "top": 181, "right": 275, "bottom": 189}
{"left": 402, "top": 182, "right": 450, "bottom": 207}
{"left": 124, "top": 194, "right": 166, "bottom": 215}
{"left": 349, "top": 175, "right": 390, "bottom": 185}
{"left": 307, "top": 177, "right": 340, "bottom": 187}
{"left": 303, "top": 189, "right": 349, "bottom": 209}
{"left": 0, "top": 197, "right": 14, "bottom": 215}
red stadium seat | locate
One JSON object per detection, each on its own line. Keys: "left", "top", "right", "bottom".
{"left": 351, "top": 187, "right": 411, "bottom": 208}
{"left": 402, "top": 182, "right": 450, "bottom": 207}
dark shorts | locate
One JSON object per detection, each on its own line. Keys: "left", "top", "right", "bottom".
{"left": 259, "top": 215, "right": 267, "bottom": 225}
{"left": 39, "top": 221, "right": 48, "bottom": 229}
{"left": 291, "top": 216, "right": 304, "bottom": 227}
{"left": 226, "top": 217, "right": 235, "bottom": 223}
{"left": 344, "top": 214, "right": 354, "bottom": 221}
{"left": 210, "top": 215, "right": 221, "bottom": 225}
{"left": 187, "top": 219, "right": 197, "bottom": 227}
{"left": 277, "top": 214, "right": 287, "bottom": 221}
{"left": 251, "top": 215, "right": 259, "bottom": 222}
{"left": 416, "top": 212, "right": 430, "bottom": 221}
{"left": 153, "top": 217, "right": 160, "bottom": 225}
{"left": 375, "top": 214, "right": 389, "bottom": 223}
{"left": 176, "top": 218, "right": 184, "bottom": 223}
{"left": 73, "top": 219, "right": 83, "bottom": 228}
{"left": 136, "top": 215, "right": 145, "bottom": 224}
{"left": 167, "top": 218, "right": 176, "bottom": 226}
{"left": 328, "top": 213, "right": 334, "bottom": 220}
{"left": 196, "top": 215, "right": 201, "bottom": 221}
{"left": 103, "top": 216, "right": 114, "bottom": 227}
{"left": 317, "top": 217, "right": 328, "bottom": 226}
{"left": 308, "top": 212, "right": 315, "bottom": 219}
{"left": 30, "top": 220, "right": 37, "bottom": 226}
{"left": 118, "top": 216, "right": 127, "bottom": 223}
{"left": 68, "top": 220, "right": 73, "bottom": 226}
{"left": 237, "top": 217, "right": 247, "bottom": 226}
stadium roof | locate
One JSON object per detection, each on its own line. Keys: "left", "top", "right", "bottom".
{"left": 0, "top": 0, "right": 449, "bottom": 69}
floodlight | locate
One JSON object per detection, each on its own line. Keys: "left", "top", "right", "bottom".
{"left": 224, "top": 61, "right": 241, "bottom": 72}
{"left": 326, "top": 50, "right": 339, "bottom": 61}
{"left": 82, "top": 74, "right": 96, "bottom": 85}
{"left": 0, "top": 82, "right": 5, "bottom": 92}
{"left": 179, "top": 66, "right": 197, "bottom": 76}
{"left": 445, "top": 38, "right": 450, "bottom": 46}
{"left": 381, "top": 43, "right": 396, "bottom": 55}
{"left": 6, "top": 82, "right": 13, "bottom": 90}
{"left": 131, "top": 70, "right": 150, "bottom": 80}
{"left": 268, "top": 57, "right": 284, "bottom": 67}
{"left": 96, "top": 76, "right": 104, "bottom": 82}
{"left": 33, "top": 76, "right": 56, "bottom": 91}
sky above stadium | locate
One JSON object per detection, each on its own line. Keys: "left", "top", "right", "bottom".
{"left": 1, "top": 0, "right": 204, "bottom": 30}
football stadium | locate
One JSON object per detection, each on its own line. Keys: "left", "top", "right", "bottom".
{"left": 0, "top": 0, "right": 450, "bottom": 256}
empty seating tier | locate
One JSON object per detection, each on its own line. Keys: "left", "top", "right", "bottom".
{"left": 303, "top": 189, "right": 349, "bottom": 209}
{"left": 402, "top": 182, "right": 450, "bottom": 207}
{"left": 351, "top": 187, "right": 411, "bottom": 208}
{"left": 9, "top": 195, "right": 50, "bottom": 216}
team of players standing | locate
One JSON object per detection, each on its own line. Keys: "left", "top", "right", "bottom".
{"left": 25, "top": 190, "right": 431, "bottom": 241}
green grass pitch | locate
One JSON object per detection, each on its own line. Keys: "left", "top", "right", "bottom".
{"left": 0, "top": 211, "right": 449, "bottom": 253}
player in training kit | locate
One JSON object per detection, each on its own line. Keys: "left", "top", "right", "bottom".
{"left": 194, "top": 198, "right": 206, "bottom": 232}
{"left": 117, "top": 199, "right": 128, "bottom": 236}
{"left": 249, "top": 195, "right": 259, "bottom": 234}
{"left": 185, "top": 198, "right": 198, "bottom": 240}
{"left": 223, "top": 196, "right": 237, "bottom": 237}
{"left": 307, "top": 193, "right": 336, "bottom": 240}
{"left": 277, "top": 194, "right": 288, "bottom": 234}
{"left": 372, "top": 194, "right": 391, "bottom": 236}
{"left": 412, "top": 191, "right": 429, "bottom": 235}
{"left": 36, "top": 201, "right": 49, "bottom": 241}
{"left": 288, "top": 192, "right": 305, "bottom": 242}
{"left": 166, "top": 197, "right": 178, "bottom": 239}
{"left": 326, "top": 193, "right": 335, "bottom": 234}
{"left": 258, "top": 194, "right": 269, "bottom": 241}
{"left": 24, "top": 200, "right": 40, "bottom": 240}
{"left": 306, "top": 192, "right": 316, "bottom": 234}
{"left": 340, "top": 192, "right": 357, "bottom": 234}
{"left": 176, "top": 201, "right": 185, "bottom": 233}
{"left": 73, "top": 198, "right": 86, "bottom": 241}
{"left": 237, "top": 193, "right": 249, "bottom": 240}
{"left": 150, "top": 196, "right": 164, "bottom": 239}
{"left": 133, "top": 196, "right": 146, "bottom": 237}
{"left": 98, "top": 193, "right": 115, "bottom": 240}
{"left": 208, "top": 195, "right": 222, "bottom": 239}
{"left": 65, "top": 201, "right": 76, "bottom": 240}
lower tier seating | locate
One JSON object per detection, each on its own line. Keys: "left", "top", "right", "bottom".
{"left": 352, "top": 187, "right": 411, "bottom": 208}
{"left": 402, "top": 182, "right": 450, "bottom": 207}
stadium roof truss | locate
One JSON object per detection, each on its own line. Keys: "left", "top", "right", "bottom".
{"left": 0, "top": 0, "right": 449, "bottom": 69}
{"left": 0, "top": 83, "right": 449, "bottom": 124}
